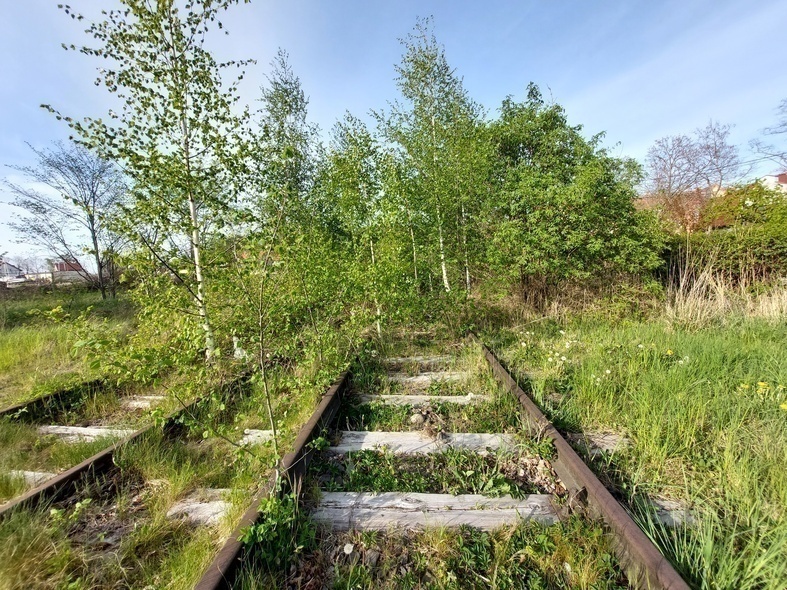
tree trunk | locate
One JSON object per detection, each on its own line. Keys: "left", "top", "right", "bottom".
{"left": 461, "top": 202, "right": 470, "bottom": 294}
{"left": 189, "top": 196, "right": 217, "bottom": 359}
{"left": 436, "top": 202, "right": 450, "bottom": 292}
{"left": 430, "top": 111, "right": 450, "bottom": 293}
{"left": 88, "top": 216, "right": 107, "bottom": 299}
{"left": 370, "top": 238, "right": 382, "bottom": 338}
{"left": 405, "top": 204, "right": 418, "bottom": 284}
{"left": 182, "top": 116, "right": 217, "bottom": 360}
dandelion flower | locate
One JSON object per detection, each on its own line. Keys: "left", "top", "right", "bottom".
{"left": 666, "top": 349, "right": 673, "bottom": 355}
{"left": 780, "top": 402, "right": 787, "bottom": 411}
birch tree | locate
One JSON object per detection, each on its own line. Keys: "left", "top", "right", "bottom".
{"left": 45, "top": 0, "right": 252, "bottom": 359}
{"left": 378, "top": 17, "right": 483, "bottom": 293}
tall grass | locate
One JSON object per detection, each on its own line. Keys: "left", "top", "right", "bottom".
{"left": 0, "top": 324, "right": 83, "bottom": 407}
{"left": 0, "top": 289, "right": 134, "bottom": 408}
{"left": 488, "top": 285, "right": 787, "bottom": 588}
{"left": 665, "top": 259, "right": 787, "bottom": 327}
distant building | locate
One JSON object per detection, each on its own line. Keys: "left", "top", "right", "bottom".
{"left": 635, "top": 186, "right": 720, "bottom": 233}
{"left": 50, "top": 259, "right": 89, "bottom": 284}
{"left": 761, "top": 173, "right": 787, "bottom": 193}
{"left": 0, "top": 260, "right": 24, "bottom": 281}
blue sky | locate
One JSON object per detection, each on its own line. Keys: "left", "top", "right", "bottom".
{"left": 1, "top": 0, "right": 786, "bottom": 258}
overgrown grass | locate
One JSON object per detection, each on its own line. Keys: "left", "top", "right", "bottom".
{"left": 0, "top": 288, "right": 134, "bottom": 408}
{"left": 0, "top": 287, "right": 132, "bottom": 330}
{"left": 338, "top": 346, "right": 532, "bottom": 433}
{"left": 308, "top": 447, "right": 557, "bottom": 498}
{"left": 237, "top": 516, "right": 626, "bottom": 590}
{"left": 0, "top": 322, "right": 355, "bottom": 588}
{"left": 485, "top": 309, "right": 787, "bottom": 588}
{"left": 237, "top": 338, "right": 629, "bottom": 589}
{"left": 0, "top": 434, "right": 249, "bottom": 590}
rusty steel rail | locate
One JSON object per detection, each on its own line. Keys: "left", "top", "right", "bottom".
{"left": 0, "top": 378, "right": 107, "bottom": 421}
{"left": 195, "top": 368, "right": 351, "bottom": 590}
{"left": 0, "top": 374, "right": 248, "bottom": 519}
{"left": 471, "top": 333, "right": 689, "bottom": 590}
{"left": 0, "top": 422, "right": 156, "bottom": 517}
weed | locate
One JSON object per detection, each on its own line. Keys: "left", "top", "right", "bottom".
{"left": 240, "top": 490, "right": 318, "bottom": 573}
{"left": 309, "top": 448, "right": 560, "bottom": 497}
{"left": 487, "top": 314, "right": 787, "bottom": 588}
{"left": 267, "top": 517, "right": 626, "bottom": 590}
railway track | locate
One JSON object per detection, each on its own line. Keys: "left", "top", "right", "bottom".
{"left": 0, "top": 374, "right": 200, "bottom": 514}
{"left": 1, "top": 336, "right": 690, "bottom": 589}
{"left": 198, "top": 336, "right": 690, "bottom": 590}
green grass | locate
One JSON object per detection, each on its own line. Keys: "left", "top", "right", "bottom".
{"left": 338, "top": 396, "right": 528, "bottom": 434}
{"left": 308, "top": 447, "right": 557, "bottom": 498}
{"left": 0, "top": 327, "right": 354, "bottom": 589}
{"left": 0, "top": 323, "right": 86, "bottom": 408}
{"left": 0, "top": 422, "right": 125, "bottom": 494}
{"left": 486, "top": 317, "right": 787, "bottom": 589}
{"left": 0, "top": 287, "right": 132, "bottom": 330}
{"left": 0, "top": 435, "right": 245, "bottom": 590}
{"left": 0, "top": 289, "right": 134, "bottom": 409}
{"left": 237, "top": 517, "right": 626, "bottom": 590}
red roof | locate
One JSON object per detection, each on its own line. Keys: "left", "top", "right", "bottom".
{"left": 53, "top": 260, "right": 84, "bottom": 272}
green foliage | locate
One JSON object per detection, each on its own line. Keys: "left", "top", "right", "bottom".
{"left": 312, "top": 449, "right": 544, "bottom": 497}
{"left": 673, "top": 182, "right": 787, "bottom": 278}
{"left": 489, "top": 317, "right": 787, "bottom": 588}
{"left": 244, "top": 517, "right": 625, "bottom": 590}
{"left": 487, "top": 87, "right": 663, "bottom": 289}
{"left": 240, "top": 490, "right": 317, "bottom": 572}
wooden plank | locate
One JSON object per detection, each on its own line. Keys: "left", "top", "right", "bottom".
{"left": 167, "top": 488, "right": 232, "bottom": 526}
{"left": 38, "top": 425, "right": 136, "bottom": 443}
{"left": 238, "top": 429, "right": 273, "bottom": 446}
{"left": 566, "top": 431, "right": 630, "bottom": 458}
{"left": 121, "top": 395, "right": 166, "bottom": 410}
{"left": 358, "top": 393, "right": 489, "bottom": 406}
{"left": 7, "top": 470, "right": 57, "bottom": 486}
{"left": 388, "top": 371, "right": 467, "bottom": 387}
{"left": 332, "top": 431, "right": 515, "bottom": 455}
{"left": 317, "top": 491, "right": 548, "bottom": 511}
{"left": 312, "top": 492, "right": 557, "bottom": 530}
{"left": 383, "top": 356, "right": 454, "bottom": 369}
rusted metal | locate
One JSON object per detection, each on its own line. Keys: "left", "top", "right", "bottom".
{"left": 471, "top": 333, "right": 689, "bottom": 590}
{"left": 0, "top": 426, "right": 150, "bottom": 517}
{"left": 0, "top": 378, "right": 107, "bottom": 421}
{"left": 0, "top": 375, "right": 248, "bottom": 518}
{"left": 194, "top": 368, "right": 351, "bottom": 590}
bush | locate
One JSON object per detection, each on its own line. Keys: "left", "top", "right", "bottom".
{"left": 664, "top": 183, "right": 787, "bottom": 280}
